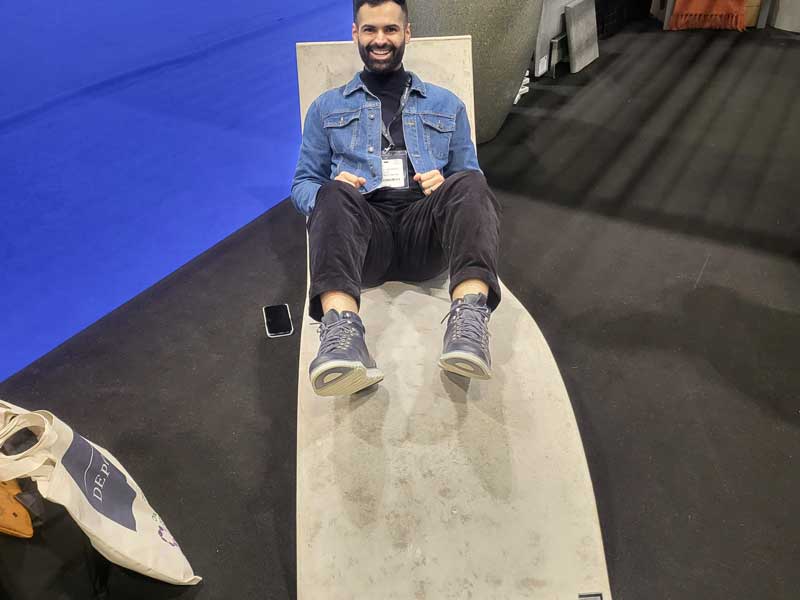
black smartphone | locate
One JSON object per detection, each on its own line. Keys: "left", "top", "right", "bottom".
{"left": 262, "top": 304, "right": 294, "bottom": 338}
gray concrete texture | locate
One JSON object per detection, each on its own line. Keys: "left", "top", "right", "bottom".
{"left": 297, "top": 276, "right": 611, "bottom": 599}
{"left": 770, "top": 0, "right": 800, "bottom": 32}
{"left": 535, "top": 0, "right": 574, "bottom": 76}
{"left": 408, "top": 0, "right": 545, "bottom": 144}
{"left": 566, "top": 0, "right": 600, "bottom": 73}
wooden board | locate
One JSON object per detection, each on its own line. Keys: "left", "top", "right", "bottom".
{"left": 745, "top": 1, "right": 763, "bottom": 27}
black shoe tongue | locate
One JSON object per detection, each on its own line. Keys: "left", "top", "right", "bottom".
{"left": 322, "top": 310, "right": 363, "bottom": 326}
{"left": 321, "top": 309, "right": 341, "bottom": 325}
{"left": 340, "top": 311, "right": 362, "bottom": 325}
{"left": 462, "top": 293, "right": 487, "bottom": 306}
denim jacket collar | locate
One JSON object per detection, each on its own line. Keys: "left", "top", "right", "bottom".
{"left": 290, "top": 65, "right": 481, "bottom": 216}
{"left": 343, "top": 68, "right": 428, "bottom": 98}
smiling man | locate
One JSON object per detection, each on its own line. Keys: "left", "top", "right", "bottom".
{"left": 292, "top": 0, "right": 502, "bottom": 396}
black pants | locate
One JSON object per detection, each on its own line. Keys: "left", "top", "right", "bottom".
{"left": 307, "top": 170, "right": 502, "bottom": 321}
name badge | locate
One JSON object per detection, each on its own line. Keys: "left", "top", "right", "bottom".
{"left": 379, "top": 150, "right": 410, "bottom": 190}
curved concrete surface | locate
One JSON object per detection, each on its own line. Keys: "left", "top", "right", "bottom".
{"left": 409, "top": 0, "right": 544, "bottom": 143}
{"left": 297, "top": 275, "right": 612, "bottom": 599}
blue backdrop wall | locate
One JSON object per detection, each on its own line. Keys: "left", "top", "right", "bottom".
{"left": 0, "top": 1, "right": 353, "bottom": 380}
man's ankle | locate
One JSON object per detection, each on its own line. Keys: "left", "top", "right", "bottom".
{"left": 452, "top": 279, "right": 489, "bottom": 302}
{"left": 321, "top": 290, "right": 359, "bottom": 315}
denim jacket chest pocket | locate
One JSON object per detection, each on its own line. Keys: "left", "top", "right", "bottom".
{"left": 420, "top": 113, "right": 456, "bottom": 160}
{"left": 323, "top": 109, "right": 361, "bottom": 154}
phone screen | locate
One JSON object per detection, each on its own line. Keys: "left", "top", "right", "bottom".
{"left": 263, "top": 304, "right": 293, "bottom": 337}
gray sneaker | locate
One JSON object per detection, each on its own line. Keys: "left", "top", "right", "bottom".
{"left": 438, "top": 293, "right": 492, "bottom": 379}
{"left": 309, "top": 310, "right": 384, "bottom": 396}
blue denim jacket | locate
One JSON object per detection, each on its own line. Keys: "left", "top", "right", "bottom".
{"left": 291, "top": 70, "right": 482, "bottom": 216}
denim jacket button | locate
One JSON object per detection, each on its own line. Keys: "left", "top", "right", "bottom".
{"left": 369, "top": 114, "right": 375, "bottom": 119}
{"left": 368, "top": 146, "right": 374, "bottom": 153}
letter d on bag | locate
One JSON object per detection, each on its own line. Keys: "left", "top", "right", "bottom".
{"left": 62, "top": 434, "right": 136, "bottom": 531}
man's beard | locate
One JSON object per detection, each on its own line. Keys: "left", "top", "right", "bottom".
{"left": 358, "top": 39, "right": 406, "bottom": 73}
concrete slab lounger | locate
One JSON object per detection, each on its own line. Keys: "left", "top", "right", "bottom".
{"left": 295, "top": 37, "right": 612, "bottom": 600}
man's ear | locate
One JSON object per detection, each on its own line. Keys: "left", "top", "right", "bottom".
{"left": 405, "top": 22, "right": 412, "bottom": 44}
{"left": 352, "top": 22, "right": 358, "bottom": 43}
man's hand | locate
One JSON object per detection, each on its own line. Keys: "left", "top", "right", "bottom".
{"left": 413, "top": 170, "right": 445, "bottom": 196}
{"left": 335, "top": 171, "right": 367, "bottom": 189}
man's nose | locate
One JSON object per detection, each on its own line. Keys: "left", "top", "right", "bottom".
{"left": 375, "top": 31, "right": 387, "bottom": 45}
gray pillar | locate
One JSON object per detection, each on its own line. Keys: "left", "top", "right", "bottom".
{"left": 409, "top": 0, "right": 544, "bottom": 144}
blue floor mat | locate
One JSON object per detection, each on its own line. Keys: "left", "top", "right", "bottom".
{"left": 0, "top": 1, "right": 353, "bottom": 379}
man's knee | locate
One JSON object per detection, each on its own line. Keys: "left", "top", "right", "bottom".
{"left": 314, "top": 179, "right": 366, "bottom": 215}
{"left": 438, "top": 170, "right": 499, "bottom": 214}
{"left": 448, "top": 169, "right": 486, "bottom": 186}
{"left": 440, "top": 170, "right": 491, "bottom": 199}
{"left": 319, "top": 179, "right": 363, "bottom": 199}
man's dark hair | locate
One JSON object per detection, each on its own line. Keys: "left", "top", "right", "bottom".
{"left": 353, "top": 0, "right": 409, "bottom": 23}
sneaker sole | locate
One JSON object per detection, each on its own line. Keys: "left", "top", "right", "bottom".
{"left": 310, "top": 360, "right": 384, "bottom": 397}
{"left": 438, "top": 351, "right": 492, "bottom": 380}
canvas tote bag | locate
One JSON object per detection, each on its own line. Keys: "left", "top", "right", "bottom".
{"left": 0, "top": 399, "right": 201, "bottom": 585}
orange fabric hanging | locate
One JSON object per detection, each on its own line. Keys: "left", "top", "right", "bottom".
{"left": 668, "top": 0, "right": 746, "bottom": 30}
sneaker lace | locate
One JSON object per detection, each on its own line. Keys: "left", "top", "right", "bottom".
{"left": 441, "top": 303, "right": 491, "bottom": 349}
{"left": 315, "top": 319, "right": 357, "bottom": 353}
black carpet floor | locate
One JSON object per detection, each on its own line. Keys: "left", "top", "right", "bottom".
{"left": 1, "top": 19, "right": 798, "bottom": 600}
{"left": 0, "top": 200, "right": 309, "bottom": 599}
{"left": 480, "top": 20, "right": 800, "bottom": 600}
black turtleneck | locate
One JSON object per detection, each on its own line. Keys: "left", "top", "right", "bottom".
{"left": 360, "top": 66, "right": 416, "bottom": 179}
